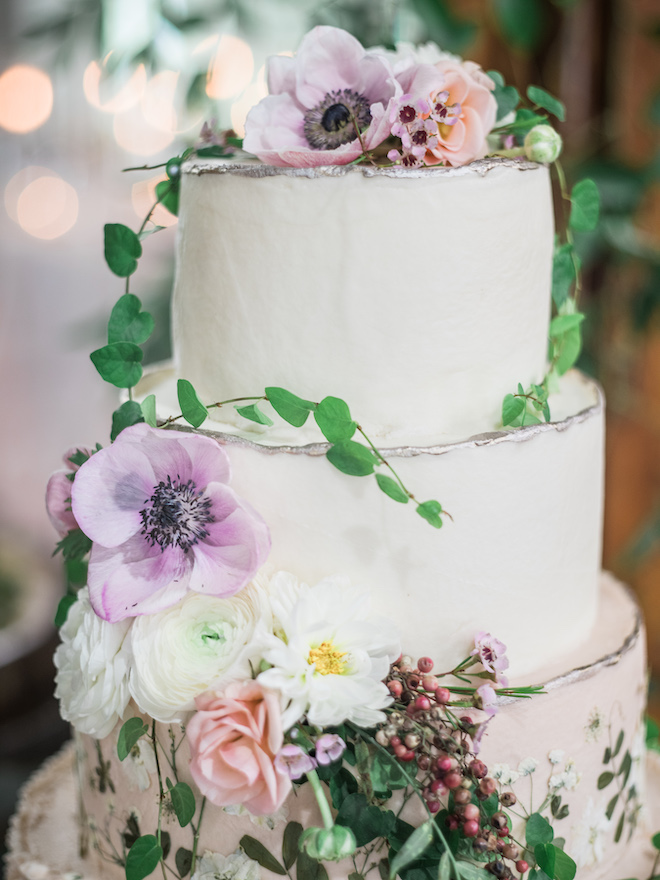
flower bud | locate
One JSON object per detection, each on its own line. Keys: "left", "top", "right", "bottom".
{"left": 299, "top": 825, "right": 357, "bottom": 861}
{"left": 524, "top": 125, "right": 562, "bottom": 163}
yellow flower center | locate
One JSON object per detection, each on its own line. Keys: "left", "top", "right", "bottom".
{"left": 307, "top": 640, "right": 347, "bottom": 676}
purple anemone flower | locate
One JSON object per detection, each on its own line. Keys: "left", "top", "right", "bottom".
{"left": 274, "top": 744, "right": 317, "bottom": 780}
{"left": 243, "top": 26, "right": 398, "bottom": 167}
{"left": 71, "top": 424, "right": 270, "bottom": 622}
{"left": 315, "top": 733, "right": 346, "bottom": 765}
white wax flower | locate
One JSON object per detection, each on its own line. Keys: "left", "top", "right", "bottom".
{"left": 191, "top": 850, "right": 261, "bottom": 880}
{"left": 492, "top": 763, "right": 519, "bottom": 786}
{"left": 129, "top": 584, "right": 271, "bottom": 723}
{"left": 548, "top": 749, "right": 565, "bottom": 765}
{"left": 54, "top": 588, "right": 132, "bottom": 738}
{"left": 257, "top": 572, "right": 401, "bottom": 730}
{"left": 517, "top": 757, "right": 538, "bottom": 776}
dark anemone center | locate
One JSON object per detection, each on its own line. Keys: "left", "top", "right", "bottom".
{"left": 321, "top": 103, "right": 351, "bottom": 132}
{"left": 140, "top": 476, "right": 215, "bottom": 554}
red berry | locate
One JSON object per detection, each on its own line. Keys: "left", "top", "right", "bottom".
{"left": 460, "top": 715, "right": 474, "bottom": 726}
{"left": 388, "top": 680, "right": 403, "bottom": 697}
{"left": 516, "top": 861, "right": 529, "bottom": 875}
{"left": 469, "top": 760, "right": 488, "bottom": 779}
{"left": 427, "top": 799, "right": 440, "bottom": 813}
{"left": 463, "top": 820, "right": 479, "bottom": 837}
{"left": 444, "top": 771, "right": 463, "bottom": 789}
{"left": 418, "top": 656, "right": 434, "bottom": 673}
{"left": 437, "top": 756, "right": 454, "bottom": 773}
{"left": 393, "top": 743, "right": 407, "bottom": 758}
{"left": 422, "top": 675, "right": 438, "bottom": 691}
{"left": 479, "top": 777, "right": 497, "bottom": 796}
{"left": 414, "top": 695, "right": 431, "bottom": 711}
{"left": 400, "top": 749, "right": 416, "bottom": 762}
{"left": 445, "top": 816, "right": 459, "bottom": 831}
{"left": 430, "top": 779, "right": 447, "bottom": 795}
{"left": 463, "top": 804, "right": 480, "bottom": 822}
{"left": 497, "top": 826, "right": 510, "bottom": 838}
{"left": 390, "top": 736, "right": 401, "bottom": 747}
{"left": 435, "top": 687, "right": 451, "bottom": 704}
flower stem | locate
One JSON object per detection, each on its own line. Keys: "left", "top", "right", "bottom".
{"left": 151, "top": 721, "right": 168, "bottom": 880}
{"left": 306, "top": 768, "right": 334, "bottom": 830}
{"left": 190, "top": 797, "right": 206, "bottom": 876}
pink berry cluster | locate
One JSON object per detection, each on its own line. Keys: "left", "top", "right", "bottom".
{"left": 376, "top": 655, "right": 530, "bottom": 878}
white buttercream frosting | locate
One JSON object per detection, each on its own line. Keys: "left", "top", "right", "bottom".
{"left": 172, "top": 158, "right": 554, "bottom": 442}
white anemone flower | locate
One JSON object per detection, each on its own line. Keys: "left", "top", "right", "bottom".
{"left": 54, "top": 588, "right": 132, "bottom": 738}
{"left": 256, "top": 572, "right": 401, "bottom": 730}
{"left": 129, "top": 582, "right": 271, "bottom": 723}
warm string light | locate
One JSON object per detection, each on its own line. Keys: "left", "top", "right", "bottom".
{"left": 0, "top": 64, "right": 53, "bottom": 133}
{"left": 5, "top": 167, "right": 79, "bottom": 239}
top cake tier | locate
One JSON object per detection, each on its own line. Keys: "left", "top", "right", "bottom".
{"left": 173, "top": 158, "right": 553, "bottom": 443}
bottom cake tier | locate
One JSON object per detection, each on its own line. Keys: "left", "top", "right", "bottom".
{"left": 7, "top": 575, "right": 653, "bottom": 880}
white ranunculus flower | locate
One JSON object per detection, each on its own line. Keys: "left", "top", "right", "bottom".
{"left": 128, "top": 583, "right": 271, "bottom": 722}
{"left": 54, "top": 588, "right": 132, "bottom": 738}
{"left": 191, "top": 849, "right": 261, "bottom": 880}
{"left": 256, "top": 572, "right": 401, "bottom": 730}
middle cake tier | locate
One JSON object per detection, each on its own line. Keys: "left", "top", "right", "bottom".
{"left": 137, "top": 368, "right": 604, "bottom": 678}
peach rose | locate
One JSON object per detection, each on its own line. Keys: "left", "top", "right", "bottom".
{"left": 426, "top": 59, "right": 497, "bottom": 167}
{"left": 187, "top": 681, "right": 290, "bottom": 816}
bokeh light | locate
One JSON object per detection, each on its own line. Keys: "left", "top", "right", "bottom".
{"left": 83, "top": 59, "right": 146, "bottom": 113}
{"left": 142, "top": 70, "right": 179, "bottom": 133}
{"left": 206, "top": 35, "right": 254, "bottom": 100}
{"left": 131, "top": 174, "right": 178, "bottom": 228}
{"left": 231, "top": 81, "right": 268, "bottom": 137}
{"left": 12, "top": 174, "right": 79, "bottom": 239}
{"left": 113, "top": 104, "right": 175, "bottom": 156}
{"left": 0, "top": 65, "right": 53, "bottom": 133}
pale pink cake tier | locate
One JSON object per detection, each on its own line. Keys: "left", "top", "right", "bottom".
{"left": 19, "top": 573, "right": 644, "bottom": 880}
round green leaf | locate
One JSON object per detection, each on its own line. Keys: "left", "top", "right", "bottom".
{"left": 570, "top": 178, "right": 600, "bottom": 232}
{"left": 326, "top": 441, "right": 377, "bottom": 476}
{"left": 416, "top": 500, "right": 443, "bottom": 528}
{"left": 526, "top": 812, "right": 554, "bottom": 846}
{"left": 235, "top": 403, "right": 273, "bottom": 426}
{"left": 527, "top": 85, "right": 566, "bottom": 122}
{"left": 104, "top": 223, "right": 142, "bottom": 277}
{"left": 375, "top": 473, "right": 409, "bottom": 504}
{"left": 282, "top": 821, "right": 303, "bottom": 870}
{"left": 549, "top": 313, "right": 585, "bottom": 335}
{"left": 177, "top": 379, "right": 208, "bottom": 428}
{"left": 266, "top": 387, "right": 316, "bottom": 427}
{"left": 141, "top": 394, "right": 158, "bottom": 427}
{"left": 108, "top": 294, "right": 155, "bottom": 345}
{"left": 175, "top": 848, "right": 193, "bottom": 878}
{"left": 125, "top": 834, "right": 162, "bottom": 880}
{"left": 54, "top": 594, "right": 77, "bottom": 628}
{"left": 117, "top": 717, "right": 149, "bottom": 761}
{"left": 314, "top": 396, "right": 356, "bottom": 442}
{"left": 155, "top": 179, "right": 180, "bottom": 217}
{"left": 90, "top": 342, "right": 143, "bottom": 388}
{"left": 597, "top": 771, "right": 615, "bottom": 789}
{"left": 502, "top": 393, "right": 526, "bottom": 426}
{"left": 167, "top": 780, "right": 196, "bottom": 827}
{"left": 552, "top": 244, "right": 577, "bottom": 307}
{"left": 652, "top": 831, "right": 660, "bottom": 851}
{"left": 388, "top": 820, "right": 434, "bottom": 879}
{"left": 489, "top": 71, "right": 521, "bottom": 122}
{"left": 111, "top": 400, "right": 144, "bottom": 441}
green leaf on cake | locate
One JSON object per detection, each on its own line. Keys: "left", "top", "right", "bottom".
{"left": 552, "top": 326, "right": 582, "bottom": 375}
{"left": 527, "top": 85, "right": 566, "bottom": 122}
{"left": 91, "top": 342, "right": 144, "bottom": 389}
{"left": 508, "top": 107, "right": 549, "bottom": 135}
{"left": 111, "top": 400, "right": 145, "bottom": 441}
{"left": 526, "top": 812, "right": 554, "bottom": 846}
{"left": 606, "top": 793, "right": 619, "bottom": 820}
{"left": 155, "top": 178, "right": 180, "bottom": 217}
{"left": 235, "top": 403, "right": 274, "bottom": 426}
{"left": 597, "top": 771, "right": 614, "bottom": 789}
{"left": 166, "top": 779, "right": 196, "bottom": 827}
{"left": 549, "top": 313, "right": 585, "bottom": 336}
{"left": 314, "top": 396, "right": 357, "bottom": 442}
{"left": 388, "top": 820, "right": 434, "bottom": 879}
{"left": 54, "top": 594, "right": 77, "bottom": 627}
{"left": 141, "top": 394, "right": 158, "bottom": 427}
{"left": 652, "top": 831, "right": 660, "bottom": 851}
{"left": 457, "top": 864, "right": 490, "bottom": 880}
{"left": 104, "top": 223, "right": 142, "bottom": 277}
{"left": 552, "top": 243, "right": 578, "bottom": 308}
{"left": 370, "top": 750, "right": 408, "bottom": 790}
{"left": 65, "top": 557, "right": 87, "bottom": 585}
{"left": 614, "top": 811, "right": 625, "bottom": 843}
{"left": 160, "top": 831, "right": 171, "bottom": 861}
{"left": 416, "top": 500, "right": 444, "bottom": 528}
{"left": 125, "top": 834, "right": 163, "bottom": 880}
{"left": 282, "top": 821, "right": 303, "bottom": 870}
{"left": 265, "top": 386, "right": 317, "bottom": 427}
{"left": 239, "top": 836, "right": 286, "bottom": 875}
{"left": 117, "top": 717, "right": 149, "bottom": 761}
{"left": 375, "top": 473, "right": 409, "bottom": 504}
{"left": 108, "top": 294, "right": 155, "bottom": 345}
{"left": 488, "top": 70, "right": 521, "bottom": 123}
{"left": 502, "top": 393, "right": 526, "bottom": 426}
{"left": 177, "top": 379, "right": 208, "bottom": 428}
{"left": 326, "top": 440, "right": 377, "bottom": 476}
{"left": 175, "top": 848, "right": 193, "bottom": 879}
{"left": 297, "top": 852, "right": 328, "bottom": 880}
{"left": 619, "top": 750, "right": 633, "bottom": 786}
{"left": 569, "top": 179, "right": 600, "bottom": 232}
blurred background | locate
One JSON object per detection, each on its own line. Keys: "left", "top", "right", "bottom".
{"left": 0, "top": 0, "right": 658, "bottom": 859}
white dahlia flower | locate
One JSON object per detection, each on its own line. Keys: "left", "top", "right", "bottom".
{"left": 54, "top": 588, "right": 132, "bottom": 738}
{"left": 128, "top": 583, "right": 271, "bottom": 723}
{"left": 257, "top": 572, "right": 401, "bottom": 730}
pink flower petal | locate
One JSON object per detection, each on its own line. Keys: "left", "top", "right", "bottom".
{"left": 87, "top": 538, "right": 189, "bottom": 622}
{"left": 267, "top": 54, "right": 297, "bottom": 96}
{"left": 294, "top": 26, "right": 366, "bottom": 108}
{"left": 46, "top": 471, "right": 77, "bottom": 537}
